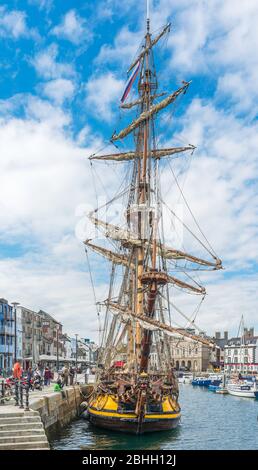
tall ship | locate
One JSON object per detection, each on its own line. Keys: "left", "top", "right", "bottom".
{"left": 84, "top": 4, "right": 222, "bottom": 434}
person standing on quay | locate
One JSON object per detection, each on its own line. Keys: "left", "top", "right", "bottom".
{"left": 44, "top": 367, "right": 51, "bottom": 386}
{"left": 27, "top": 367, "right": 34, "bottom": 389}
{"left": 13, "top": 360, "right": 22, "bottom": 380}
{"left": 61, "top": 365, "right": 69, "bottom": 387}
{"left": 69, "top": 366, "right": 75, "bottom": 385}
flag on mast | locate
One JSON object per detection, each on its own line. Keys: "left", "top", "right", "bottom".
{"left": 120, "top": 61, "right": 140, "bottom": 104}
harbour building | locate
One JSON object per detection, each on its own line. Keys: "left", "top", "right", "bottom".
{"left": 224, "top": 328, "right": 258, "bottom": 373}
{"left": 170, "top": 337, "right": 212, "bottom": 372}
{"left": 0, "top": 298, "right": 14, "bottom": 373}
{"left": 149, "top": 332, "right": 216, "bottom": 373}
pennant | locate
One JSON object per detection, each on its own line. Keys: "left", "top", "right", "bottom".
{"left": 120, "top": 61, "right": 140, "bottom": 104}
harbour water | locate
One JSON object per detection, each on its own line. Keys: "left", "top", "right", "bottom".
{"left": 49, "top": 385, "right": 258, "bottom": 450}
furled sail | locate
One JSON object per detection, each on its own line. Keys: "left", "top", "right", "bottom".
{"left": 112, "top": 82, "right": 190, "bottom": 141}
{"left": 84, "top": 240, "right": 133, "bottom": 268}
{"left": 85, "top": 237, "right": 205, "bottom": 294}
{"left": 107, "top": 301, "right": 215, "bottom": 348}
{"left": 87, "top": 215, "right": 221, "bottom": 270}
{"left": 167, "top": 275, "right": 206, "bottom": 294}
{"left": 89, "top": 145, "right": 195, "bottom": 162}
{"left": 161, "top": 247, "right": 222, "bottom": 269}
{"left": 127, "top": 23, "right": 171, "bottom": 73}
{"left": 120, "top": 92, "right": 167, "bottom": 109}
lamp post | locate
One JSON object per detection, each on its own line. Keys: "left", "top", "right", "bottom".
{"left": 56, "top": 326, "right": 59, "bottom": 372}
{"left": 75, "top": 334, "right": 78, "bottom": 374}
{"left": 11, "top": 302, "right": 20, "bottom": 364}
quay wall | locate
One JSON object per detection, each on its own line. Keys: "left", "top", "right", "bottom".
{"left": 29, "top": 384, "right": 93, "bottom": 437}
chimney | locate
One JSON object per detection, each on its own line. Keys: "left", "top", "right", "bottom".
{"left": 215, "top": 332, "right": 221, "bottom": 339}
{"left": 224, "top": 331, "right": 228, "bottom": 341}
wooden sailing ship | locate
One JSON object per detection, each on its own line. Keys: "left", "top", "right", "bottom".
{"left": 84, "top": 6, "right": 222, "bottom": 434}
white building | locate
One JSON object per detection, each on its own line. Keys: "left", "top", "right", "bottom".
{"left": 224, "top": 329, "right": 258, "bottom": 373}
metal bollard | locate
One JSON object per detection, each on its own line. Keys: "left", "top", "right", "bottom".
{"left": 25, "top": 383, "right": 30, "bottom": 411}
{"left": 0, "top": 380, "right": 5, "bottom": 405}
{"left": 19, "top": 383, "right": 24, "bottom": 409}
{"left": 15, "top": 379, "right": 19, "bottom": 406}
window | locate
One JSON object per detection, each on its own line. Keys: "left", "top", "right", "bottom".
{"left": 227, "top": 357, "right": 231, "bottom": 363}
{"left": 244, "top": 357, "right": 248, "bottom": 363}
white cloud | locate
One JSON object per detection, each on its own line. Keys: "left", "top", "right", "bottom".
{"left": 28, "top": 0, "right": 53, "bottom": 11}
{"left": 95, "top": 26, "right": 143, "bottom": 69}
{"left": 161, "top": 98, "right": 258, "bottom": 268}
{"left": 0, "top": 94, "right": 119, "bottom": 338}
{"left": 32, "top": 44, "right": 75, "bottom": 80}
{"left": 40, "top": 78, "right": 75, "bottom": 104}
{"left": 52, "top": 9, "right": 91, "bottom": 45}
{"left": 0, "top": 6, "right": 37, "bottom": 40}
{"left": 216, "top": 69, "right": 258, "bottom": 117}
{"left": 0, "top": 255, "right": 108, "bottom": 340}
{"left": 85, "top": 72, "right": 124, "bottom": 122}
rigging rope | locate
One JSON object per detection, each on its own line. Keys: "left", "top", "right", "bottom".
{"left": 84, "top": 247, "right": 101, "bottom": 347}
{"left": 161, "top": 196, "right": 218, "bottom": 259}
{"left": 167, "top": 159, "right": 219, "bottom": 259}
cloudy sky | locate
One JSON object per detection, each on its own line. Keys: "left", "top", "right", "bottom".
{"left": 0, "top": 0, "right": 257, "bottom": 341}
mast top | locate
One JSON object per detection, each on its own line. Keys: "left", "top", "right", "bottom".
{"left": 146, "top": 0, "right": 150, "bottom": 33}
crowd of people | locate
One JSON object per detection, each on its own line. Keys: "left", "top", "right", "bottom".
{"left": 10, "top": 360, "right": 78, "bottom": 391}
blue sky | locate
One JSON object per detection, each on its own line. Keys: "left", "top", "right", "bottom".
{"left": 0, "top": 0, "right": 258, "bottom": 340}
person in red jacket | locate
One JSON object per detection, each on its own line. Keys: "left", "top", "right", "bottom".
{"left": 13, "top": 361, "right": 22, "bottom": 380}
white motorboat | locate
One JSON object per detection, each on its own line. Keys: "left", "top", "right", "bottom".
{"left": 178, "top": 373, "right": 193, "bottom": 384}
{"left": 227, "top": 381, "right": 257, "bottom": 398}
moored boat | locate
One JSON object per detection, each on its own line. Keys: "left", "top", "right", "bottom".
{"left": 215, "top": 387, "right": 228, "bottom": 394}
{"left": 178, "top": 373, "right": 193, "bottom": 384}
{"left": 226, "top": 381, "right": 257, "bottom": 398}
{"left": 208, "top": 384, "right": 220, "bottom": 392}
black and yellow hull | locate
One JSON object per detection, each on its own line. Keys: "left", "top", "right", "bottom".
{"left": 88, "top": 394, "right": 180, "bottom": 434}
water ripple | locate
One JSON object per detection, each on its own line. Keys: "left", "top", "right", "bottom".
{"left": 49, "top": 386, "right": 258, "bottom": 450}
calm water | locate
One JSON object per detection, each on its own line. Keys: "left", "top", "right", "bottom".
{"left": 49, "top": 385, "right": 258, "bottom": 450}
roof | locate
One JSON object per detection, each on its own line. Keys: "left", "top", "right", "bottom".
{"left": 38, "top": 309, "right": 62, "bottom": 326}
{"left": 225, "top": 336, "right": 258, "bottom": 347}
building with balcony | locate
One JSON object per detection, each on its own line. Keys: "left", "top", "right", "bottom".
{"left": 224, "top": 328, "right": 258, "bottom": 373}
{"left": 38, "top": 310, "right": 64, "bottom": 367}
{"left": 17, "top": 306, "right": 43, "bottom": 369}
{"left": 0, "top": 298, "right": 14, "bottom": 373}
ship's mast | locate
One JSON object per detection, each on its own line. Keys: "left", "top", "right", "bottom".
{"left": 135, "top": 3, "right": 159, "bottom": 373}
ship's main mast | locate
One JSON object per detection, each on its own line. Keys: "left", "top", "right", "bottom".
{"left": 137, "top": 13, "right": 156, "bottom": 373}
